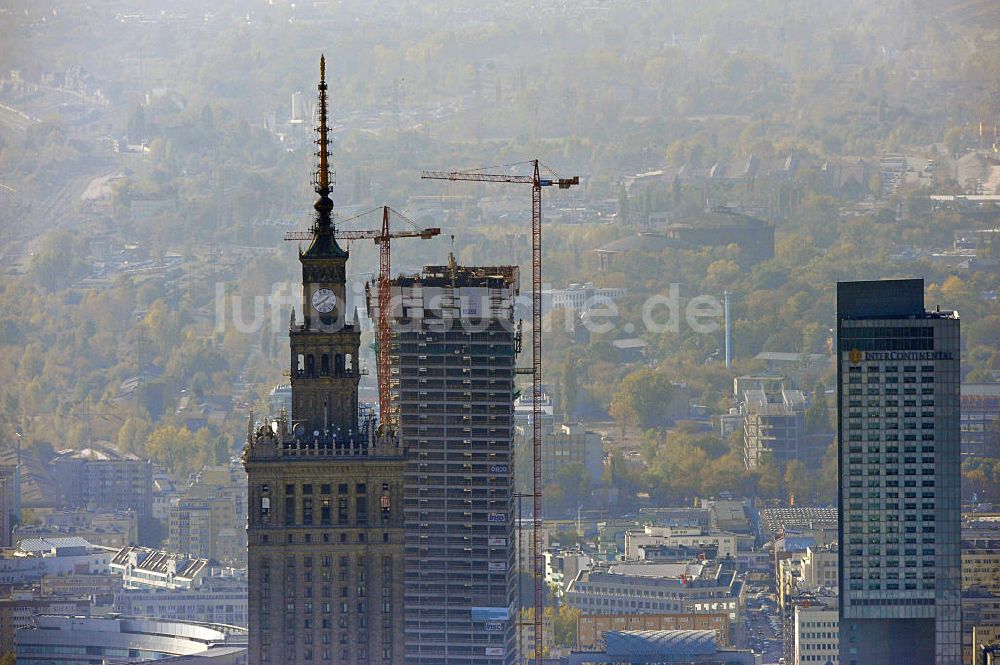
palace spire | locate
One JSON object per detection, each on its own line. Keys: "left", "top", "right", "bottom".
{"left": 303, "top": 54, "right": 346, "bottom": 259}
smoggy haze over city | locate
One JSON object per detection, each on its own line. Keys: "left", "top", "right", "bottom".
{"left": 1, "top": 2, "right": 999, "bottom": 665}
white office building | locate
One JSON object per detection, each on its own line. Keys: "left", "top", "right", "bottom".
{"left": 794, "top": 603, "right": 839, "bottom": 665}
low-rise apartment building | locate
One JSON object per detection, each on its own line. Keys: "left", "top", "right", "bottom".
{"left": 114, "top": 574, "right": 248, "bottom": 627}
{"left": 565, "top": 561, "right": 744, "bottom": 638}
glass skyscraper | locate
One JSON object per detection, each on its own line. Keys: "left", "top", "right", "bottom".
{"left": 837, "top": 279, "right": 961, "bottom": 665}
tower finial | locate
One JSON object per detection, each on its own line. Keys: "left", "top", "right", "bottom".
{"left": 301, "top": 55, "right": 346, "bottom": 258}
{"left": 315, "top": 54, "right": 331, "bottom": 199}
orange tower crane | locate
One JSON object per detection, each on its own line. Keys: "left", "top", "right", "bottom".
{"left": 421, "top": 160, "right": 579, "bottom": 665}
{"left": 286, "top": 206, "right": 440, "bottom": 429}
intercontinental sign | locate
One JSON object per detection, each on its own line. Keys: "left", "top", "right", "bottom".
{"left": 849, "top": 350, "right": 954, "bottom": 363}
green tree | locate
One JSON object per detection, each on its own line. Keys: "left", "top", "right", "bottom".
{"left": 816, "top": 440, "right": 839, "bottom": 504}
{"left": 29, "top": 230, "right": 88, "bottom": 291}
{"left": 944, "top": 126, "right": 962, "bottom": 159}
{"left": 805, "top": 383, "right": 831, "bottom": 434}
{"left": 556, "top": 462, "right": 592, "bottom": 514}
{"left": 127, "top": 104, "right": 147, "bottom": 142}
{"left": 560, "top": 356, "right": 579, "bottom": 421}
{"left": 609, "top": 368, "right": 677, "bottom": 432}
{"left": 784, "top": 460, "right": 812, "bottom": 504}
{"left": 756, "top": 453, "right": 783, "bottom": 500}
{"left": 551, "top": 604, "right": 581, "bottom": 647}
{"left": 617, "top": 184, "right": 630, "bottom": 225}
{"left": 213, "top": 435, "right": 231, "bottom": 464}
{"left": 117, "top": 417, "right": 152, "bottom": 456}
{"left": 145, "top": 424, "right": 198, "bottom": 475}
{"left": 700, "top": 452, "right": 747, "bottom": 498}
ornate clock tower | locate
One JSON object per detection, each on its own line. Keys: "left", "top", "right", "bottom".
{"left": 289, "top": 56, "right": 360, "bottom": 434}
{"left": 245, "top": 58, "right": 406, "bottom": 665}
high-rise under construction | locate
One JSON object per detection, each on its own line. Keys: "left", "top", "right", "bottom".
{"left": 388, "top": 259, "right": 519, "bottom": 665}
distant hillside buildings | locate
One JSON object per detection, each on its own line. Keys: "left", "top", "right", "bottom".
{"left": 14, "top": 510, "right": 137, "bottom": 549}
{"left": 169, "top": 462, "right": 248, "bottom": 567}
{"left": 961, "top": 383, "right": 1000, "bottom": 458}
{"left": 514, "top": 422, "right": 604, "bottom": 499}
{"left": 49, "top": 445, "right": 153, "bottom": 518}
{"left": 541, "top": 282, "right": 628, "bottom": 316}
{"left": 0, "top": 464, "right": 17, "bottom": 548}
{"left": 596, "top": 209, "right": 775, "bottom": 270}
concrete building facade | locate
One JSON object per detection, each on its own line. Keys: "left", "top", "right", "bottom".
{"left": 169, "top": 495, "right": 239, "bottom": 563}
{"left": 1, "top": 538, "right": 113, "bottom": 585}
{"left": 800, "top": 545, "right": 839, "bottom": 591}
{"left": 961, "top": 384, "right": 1000, "bottom": 458}
{"left": 115, "top": 575, "right": 249, "bottom": 627}
{"left": 49, "top": 445, "right": 153, "bottom": 517}
{"left": 0, "top": 592, "right": 93, "bottom": 656}
{"left": 836, "top": 279, "right": 962, "bottom": 665}
{"left": 624, "top": 525, "right": 742, "bottom": 561}
{"left": 962, "top": 533, "right": 1000, "bottom": 595}
{"left": 40, "top": 572, "right": 122, "bottom": 598}
{"left": 111, "top": 546, "right": 209, "bottom": 590}
{"left": 0, "top": 464, "right": 18, "bottom": 548}
{"left": 514, "top": 422, "right": 603, "bottom": 497}
{"left": 963, "top": 592, "right": 1000, "bottom": 665}
{"left": 545, "top": 549, "right": 594, "bottom": 597}
{"left": 389, "top": 261, "right": 519, "bottom": 665}
{"left": 974, "top": 626, "right": 1000, "bottom": 665}
{"left": 794, "top": 603, "right": 839, "bottom": 665}
{"left": 566, "top": 562, "right": 743, "bottom": 629}
{"left": 742, "top": 388, "right": 806, "bottom": 470}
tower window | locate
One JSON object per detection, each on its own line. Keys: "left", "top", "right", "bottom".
{"left": 380, "top": 494, "right": 391, "bottom": 523}
{"left": 306, "top": 354, "right": 315, "bottom": 377}
{"left": 321, "top": 354, "right": 330, "bottom": 375}
{"left": 357, "top": 496, "right": 368, "bottom": 525}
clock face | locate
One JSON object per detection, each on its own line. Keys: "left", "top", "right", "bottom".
{"left": 311, "top": 288, "right": 337, "bottom": 314}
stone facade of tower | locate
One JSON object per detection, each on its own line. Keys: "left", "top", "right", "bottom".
{"left": 244, "top": 57, "right": 405, "bottom": 665}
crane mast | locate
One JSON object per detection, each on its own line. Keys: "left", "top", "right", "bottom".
{"left": 421, "top": 160, "right": 578, "bottom": 665}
